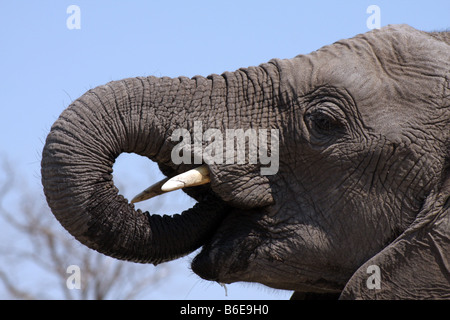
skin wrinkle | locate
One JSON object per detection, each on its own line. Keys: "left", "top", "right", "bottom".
{"left": 340, "top": 140, "right": 377, "bottom": 197}
{"left": 165, "top": 78, "right": 180, "bottom": 134}
{"left": 231, "top": 71, "right": 244, "bottom": 127}
{"left": 255, "top": 71, "right": 267, "bottom": 126}
{"left": 67, "top": 100, "right": 103, "bottom": 150}
{"left": 106, "top": 82, "right": 130, "bottom": 152}
{"left": 64, "top": 108, "right": 116, "bottom": 175}
{"left": 89, "top": 91, "right": 122, "bottom": 157}
{"left": 242, "top": 69, "right": 255, "bottom": 110}
{"left": 213, "top": 75, "right": 230, "bottom": 130}
{"left": 149, "top": 80, "right": 188, "bottom": 168}
{"left": 363, "top": 33, "right": 409, "bottom": 82}
{"left": 395, "top": 150, "right": 431, "bottom": 215}
{"left": 326, "top": 146, "right": 368, "bottom": 199}
{"left": 220, "top": 73, "right": 232, "bottom": 130}
{"left": 137, "top": 77, "right": 146, "bottom": 148}
{"left": 348, "top": 151, "right": 377, "bottom": 246}
{"left": 376, "top": 140, "right": 396, "bottom": 189}
{"left": 122, "top": 80, "right": 136, "bottom": 151}
{"left": 368, "top": 140, "right": 385, "bottom": 192}
{"left": 382, "top": 140, "right": 434, "bottom": 220}
{"left": 103, "top": 84, "right": 127, "bottom": 153}
{"left": 259, "top": 66, "right": 272, "bottom": 127}
{"left": 207, "top": 78, "right": 220, "bottom": 128}
{"left": 374, "top": 164, "right": 400, "bottom": 224}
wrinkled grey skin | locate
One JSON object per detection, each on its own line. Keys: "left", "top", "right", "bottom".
{"left": 41, "top": 25, "right": 450, "bottom": 299}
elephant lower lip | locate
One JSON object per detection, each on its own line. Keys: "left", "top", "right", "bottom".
{"left": 191, "top": 253, "right": 220, "bottom": 281}
{"left": 190, "top": 239, "right": 247, "bottom": 283}
{"left": 190, "top": 241, "right": 235, "bottom": 283}
{"left": 190, "top": 207, "right": 270, "bottom": 284}
{"left": 188, "top": 193, "right": 231, "bottom": 281}
{"left": 184, "top": 190, "right": 231, "bottom": 251}
{"left": 190, "top": 212, "right": 245, "bottom": 282}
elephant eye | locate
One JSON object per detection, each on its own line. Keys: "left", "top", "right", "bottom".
{"left": 304, "top": 107, "right": 346, "bottom": 138}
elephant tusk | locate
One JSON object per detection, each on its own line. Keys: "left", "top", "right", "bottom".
{"left": 130, "top": 177, "right": 170, "bottom": 204}
{"left": 130, "top": 165, "right": 211, "bottom": 204}
{"left": 161, "top": 165, "right": 211, "bottom": 192}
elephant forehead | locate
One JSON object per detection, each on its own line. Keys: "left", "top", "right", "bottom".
{"left": 279, "top": 25, "right": 449, "bottom": 138}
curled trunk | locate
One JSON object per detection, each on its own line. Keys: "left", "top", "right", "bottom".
{"left": 42, "top": 76, "right": 225, "bottom": 264}
{"left": 41, "top": 64, "right": 280, "bottom": 264}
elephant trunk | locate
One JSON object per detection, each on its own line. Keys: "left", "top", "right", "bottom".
{"left": 41, "top": 63, "right": 280, "bottom": 264}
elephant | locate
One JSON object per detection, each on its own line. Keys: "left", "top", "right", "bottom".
{"left": 41, "top": 24, "right": 450, "bottom": 299}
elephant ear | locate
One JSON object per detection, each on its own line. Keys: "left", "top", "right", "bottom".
{"left": 340, "top": 166, "right": 450, "bottom": 299}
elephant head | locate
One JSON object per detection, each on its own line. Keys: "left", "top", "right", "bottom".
{"left": 41, "top": 25, "right": 450, "bottom": 299}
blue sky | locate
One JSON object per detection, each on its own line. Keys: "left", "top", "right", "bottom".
{"left": 0, "top": 1, "right": 448, "bottom": 300}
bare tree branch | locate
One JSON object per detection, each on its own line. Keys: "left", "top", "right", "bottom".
{"left": 0, "top": 155, "right": 172, "bottom": 300}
